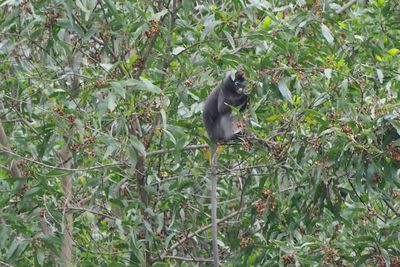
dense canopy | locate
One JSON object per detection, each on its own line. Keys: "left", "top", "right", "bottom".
{"left": 0, "top": 0, "right": 399, "bottom": 266}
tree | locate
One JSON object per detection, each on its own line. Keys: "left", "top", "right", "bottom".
{"left": 0, "top": 0, "right": 399, "bottom": 266}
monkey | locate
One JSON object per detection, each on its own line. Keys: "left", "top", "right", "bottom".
{"left": 203, "top": 70, "right": 248, "bottom": 145}
{"left": 202, "top": 69, "right": 248, "bottom": 267}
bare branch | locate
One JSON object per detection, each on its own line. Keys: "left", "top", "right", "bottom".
{"left": 69, "top": 207, "right": 118, "bottom": 220}
{"left": 336, "top": 0, "right": 357, "bottom": 14}
{"left": 60, "top": 144, "right": 73, "bottom": 266}
{"left": 0, "top": 146, "right": 126, "bottom": 172}
{"left": 161, "top": 255, "right": 213, "bottom": 263}
{"left": 382, "top": 197, "right": 400, "bottom": 217}
{"left": 0, "top": 260, "right": 14, "bottom": 267}
{"left": 147, "top": 144, "right": 209, "bottom": 157}
{"left": 0, "top": 118, "right": 22, "bottom": 178}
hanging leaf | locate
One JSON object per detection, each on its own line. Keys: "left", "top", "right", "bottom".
{"left": 107, "top": 93, "right": 117, "bottom": 112}
{"left": 278, "top": 78, "right": 293, "bottom": 104}
{"left": 123, "top": 79, "right": 161, "bottom": 94}
{"left": 321, "top": 23, "right": 334, "bottom": 44}
{"left": 388, "top": 48, "right": 399, "bottom": 56}
{"left": 130, "top": 136, "right": 146, "bottom": 157}
{"left": 223, "top": 30, "right": 235, "bottom": 49}
{"left": 324, "top": 68, "right": 332, "bottom": 79}
{"left": 376, "top": 69, "right": 384, "bottom": 83}
{"left": 172, "top": 46, "right": 186, "bottom": 55}
{"left": 128, "top": 146, "right": 137, "bottom": 168}
{"left": 201, "top": 20, "right": 222, "bottom": 41}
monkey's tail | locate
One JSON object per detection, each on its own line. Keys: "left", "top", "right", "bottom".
{"left": 210, "top": 146, "right": 220, "bottom": 267}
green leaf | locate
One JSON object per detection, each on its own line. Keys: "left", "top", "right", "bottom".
{"left": 130, "top": 136, "right": 146, "bottom": 157}
{"left": 36, "top": 252, "right": 45, "bottom": 265}
{"left": 278, "top": 78, "right": 293, "bottom": 103}
{"left": 312, "top": 93, "right": 330, "bottom": 107}
{"left": 172, "top": 46, "right": 185, "bottom": 55}
{"left": 128, "top": 146, "right": 137, "bottom": 168}
{"left": 388, "top": 120, "right": 400, "bottom": 136}
{"left": 108, "top": 93, "right": 117, "bottom": 112}
{"left": 0, "top": 224, "right": 9, "bottom": 249}
{"left": 152, "top": 9, "right": 168, "bottom": 20}
{"left": 201, "top": 20, "right": 222, "bottom": 41}
{"left": 110, "top": 81, "right": 126, "bottom": 99}
{"left": 321, "top": 23, "right": 334, "bottom": 44}
{"left": 262, "top": 17, "right": 272, "bottom": 29}
{"left": 80, "top": 211, "right": 96, "bottom": 225}
{"left": 376, "top": 69, "right": 384, "bottom": 83}
{"left": 124, "top": 79, "right": 161, "bottom": 94}
{"left": 376, "top": 0, "right": 384, "bottom": 6}
{"left": 388, "top": 48, "right": 399, "bottom": 56}
{"left": 223, "top": 30, "right": 235, "bottom": 49}
{"left": 265, "top": 114, "right": 282, "bottom": 122}
{"left": 323, "top": 68, "right": 332, "bottom": 80}
{"left": 160, "top": 108, "right": 167, "bottom": 130}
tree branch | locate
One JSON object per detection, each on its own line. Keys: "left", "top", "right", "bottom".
{"left": 147, "top": 144, "right": 209, "bottom": 157}
{"left": 336, "top": 0, "right": 357, "bottom": 14}
{"left": 0, "top": 146, "right": 127, "bottom": 171}
{"left": 69, "top": 207, "right": 118, "bottom": 220}
{"left": 161, "top": 255, "right": 213, "bottom": 263}
{"left": 0, "top": 119, "right": 22, "bottom": 178}
{"left": 60, "top": 144, "right": 74, "bottom": 266}
{"left": 382, "top": 196, "right": 400, "bottom": 217}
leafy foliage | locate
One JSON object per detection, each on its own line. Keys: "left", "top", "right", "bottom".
{"left": 0, "top": 0, "right": 399, "bottom": 266}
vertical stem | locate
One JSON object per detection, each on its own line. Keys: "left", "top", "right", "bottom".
{"left": 60, "top": 144, "right": 73, "bottom": 266}
{"left": 210, "top": 148, "right": 219, "bottom": 267}
{"left": 0, "top": 120, "right": 22, "bottom": 178}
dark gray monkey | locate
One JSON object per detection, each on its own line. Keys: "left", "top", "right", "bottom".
{"left": 203, "top": 70, "right": 248, "bottom": 144}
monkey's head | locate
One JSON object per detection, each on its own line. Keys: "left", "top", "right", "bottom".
{"left": 227, "top": 70, "right": 247, "bottom": 95}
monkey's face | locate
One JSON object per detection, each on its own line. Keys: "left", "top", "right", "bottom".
{"left": 233, "top": 71, "right": 247, "bottom": 95}
{"left": 227, "top": 70, "right": 247, "bottom": 94}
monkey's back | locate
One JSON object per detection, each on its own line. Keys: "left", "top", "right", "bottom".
{"left": 203, "top": 88, "right": 223, "bottom": 142}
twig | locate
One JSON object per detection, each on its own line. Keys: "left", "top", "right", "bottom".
{"left": 69, "top": 207, "right": 118, "bottom": 220}
{"left": 0, "top": 118, "right": 22, "bottom": 178}
{"left": 161, "top": 255, "right": 213, "bottom": 263}
{"left": 381, "top": 197, "right": 400, "bottom": 217}
{"left": 0, "top": 146, "right": 127, "bottom": 172}
{"left": 147, "top": 144, "right": 208, "bottom": 157}
{"left": 336, "top": 0, "right": 357, "bottom": 14}
{"left": 0, "top": 260, "right": 14, "bottom": 267}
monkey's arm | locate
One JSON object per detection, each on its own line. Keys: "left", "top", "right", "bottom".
{"left": 217, "top": 92, "right": 247, "bottom": 114}
{"left": 217, "top": 91, "right": 231, "bottom": 114}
